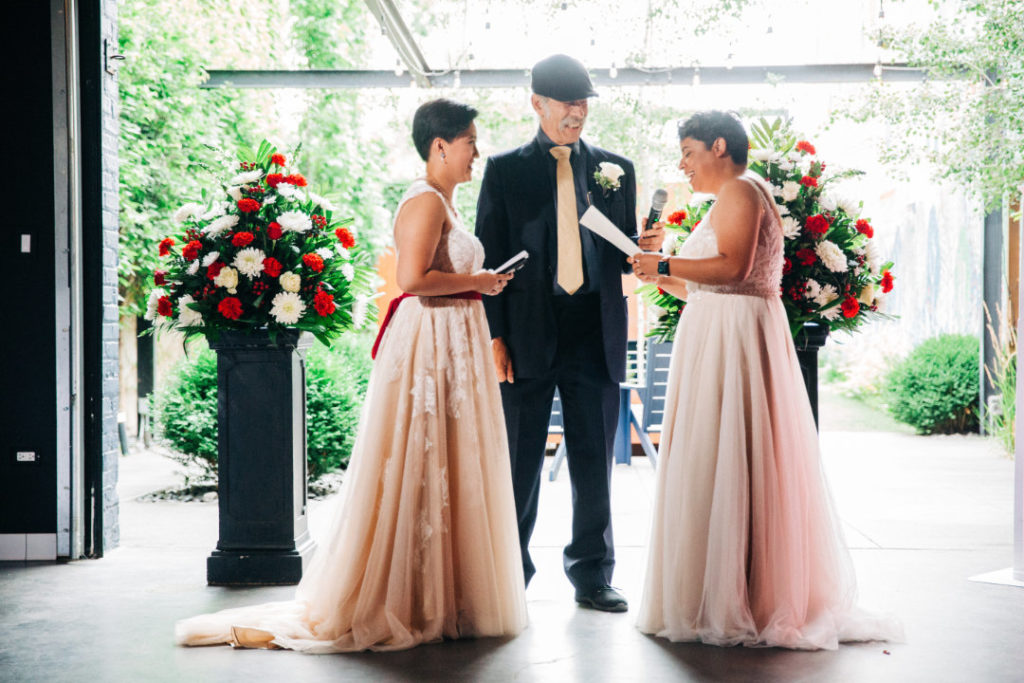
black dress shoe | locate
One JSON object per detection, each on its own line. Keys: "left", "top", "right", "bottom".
{"left": 575, "top": 585, "right": 628, "bottom": 612}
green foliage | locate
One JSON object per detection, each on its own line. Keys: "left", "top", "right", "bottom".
{"left": 885, "top": 334, "right": 980, "bottom": 434}
{"left": 984, "top": 307, "right": 1016, "bottom": 454}
{"left": 836, "top": 0, "right": 1024, "bottom": 211}
{"left": 154, "top": 334, "right": 374, "bottom": 483}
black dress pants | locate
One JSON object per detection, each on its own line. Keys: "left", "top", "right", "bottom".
{"left": 499, "top": 293, "right": 620, "bottom": 591}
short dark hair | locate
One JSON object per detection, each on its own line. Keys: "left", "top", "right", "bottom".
{"left": 412, "top": 98, "right": 478, "bottom": 162}
{"left": 677, "top": 111, "right": 748, "bottom": 165}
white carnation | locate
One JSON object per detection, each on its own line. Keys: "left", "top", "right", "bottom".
{"left": 226, "top": 185, "right": 244, "bottom": 202}
{"left": 309, "top": 192, "right": 337, "bottom": 212}
{"left": 229, "top": 169, "right": 264, "bottom": 185}
{"left": 278, "top": 210, "right": 312, "bottom": 233}
{"left": 263, "top": 195, "right": 277, "bottom": 206}
{"left": 836, "top": 194, "right": 861, "bottom": 218}
{"left": 173, "top": 202, "right": 204, "bottom": 224}
{"left": 781, "top": 216, "right": 801, "bottom": 240}
{"left": 143, "top": 288, "right": 165, "bottom": 321}
{"left": 202, "top": 251, "right": 221, "bottom": 267}
{"left": 176, "top": 294, "right": 204, "bottom": 327}
{"left": 815, "top": 240, "right": 848, "bottom": 273}
{"left": 270, "top": 291, "right": 305, "bottom": 325}
{"left": 233, "top": 248, "right": 266, "bottom": 279}
{"left": 186, "top": 260, "right": 200, "bottom": 275}
{"left": 316, "top": 247, "right": 334, "bottom": 261}
{"left": 204, "top": 214, "right": 239, "bottom": 238}
{"left": 819, "top": 193, "right": 838, "bottom": 212}
{"left": 781, "top": 181, "right": 801, "bottom": 202}
{"left": 778, "top": 158, "right": 795, "bottom": 171}
{"left": 214, "top": 266, "right": 239, "bottom": 293}
{"left": 798, "top": 157, "right": 813, "bottom": 176}
{"left": 276, "top": 182, "right": 299, "bottom": 198}
{"left": 750, "top": 148, "right": 774, "bottom": 162}
{"left": 341, "top": 262, "right": 355, "bottom": 281}
{"left": 598, "top": 161, "right": 625, "bottom": 183}
{"left": 280, "top": 271, "right": 301, "bottom": 293}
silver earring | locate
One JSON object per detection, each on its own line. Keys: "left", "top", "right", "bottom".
{"left": 441, "top": 150, "right": 447, "bottom": 161}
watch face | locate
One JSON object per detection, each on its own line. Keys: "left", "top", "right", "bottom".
{"left": 657, "top": 259, "right": 670, "bottom": 276}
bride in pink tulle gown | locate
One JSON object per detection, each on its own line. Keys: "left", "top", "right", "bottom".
{"left": 629, "top": 111, "right": 902, "bottom": 650}
{"left": 175, "top": 99, "right": 527, "bottom": 653}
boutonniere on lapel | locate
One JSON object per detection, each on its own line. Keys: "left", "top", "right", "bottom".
{"left": 593, "top": 162, "right": 625, "bottom": 197}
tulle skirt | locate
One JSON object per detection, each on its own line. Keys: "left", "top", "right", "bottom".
{"left": 175, "top": 297, "right": 528, "bottom": 652}
{"left": 636, "top": 291, "right": 902, "bottom": 650}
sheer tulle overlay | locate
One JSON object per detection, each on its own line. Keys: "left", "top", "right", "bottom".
{"left": 636, "top": 176, "right": 903, "bottom": 650}
{"left": 175, "top": 180, "right": 527, "bottom": 653}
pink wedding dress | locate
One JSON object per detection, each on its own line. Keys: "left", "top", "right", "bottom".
{"left": 175, "top": 179, "right": 527, "bottom": 653}
{"left": 636, "top": 174, "right": 903, "bottom": 650}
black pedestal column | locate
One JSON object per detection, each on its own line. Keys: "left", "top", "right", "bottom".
{"left": 794, "top": 322, "right": 830, "bottom": 431}
{"left": 207, "top": 330, "right": 316, "bottom": 585}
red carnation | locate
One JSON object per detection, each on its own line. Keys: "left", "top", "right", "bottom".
{"left": 266, "top": 173, "right": 284, "bottom": 188}
{"left": 796, "top": 248, "right": 816, "bottom": 266}
{"left": 206, "top": 261, "right": 225, "bottom": 280}
{"left": 154, "top": 270, "right": 167, "bottom": 286}
{"left": 271, "top": 153, "right": 286, "bottom": 166}
{"left": 783, "top": 257, "right": 792, "bottom": 275}
{"left": 237, "top": 198, "right": 261, "bottom": 214}
{"left": 263, "top": 257, "right": 283, "bottom": 278}
{"left": 666, "top": 210, "right": 688, "bottom": 225}
{"left": 881, "top": 270, "right": 894, "bottom": 293}
{"left": 313, "top": 289, "right": 336, "bottom": 317}
{"left": 182, "top": 240, "right": 202, "bottom": 262}
{"left": 302, "top": 253, "right": 325, "bottom": 273}
{"left": 159, "top": 237, "right": 175, "bottom": 257}
{"left": 335, "top": 227, "right": 356, "bottom": 248}
{"left": 285, "top": 173, "right": 307, "bottom": 187}
{"left": 800, "top": 175, "right": 818, "bottom": 188}
{"left": 267, "top": 222, "right": 283, "bottom": 240}
{"left": 232, "top": 231, "right": 255, "bottom": 247}
{"left": 805, "top": 214, "right": 830, "bottom": 236}
{"left": 218, "top": 297, "right": 243, "bottom": 320}
{"left": 157, "top": 296, "right": 174, "bottom": 317}
{"left": 796, "top": 140, "right": 816, "bottom": 155}
{"left": 841, "top": 296, "right": 860, "bottom": 318}
{"left": 855, "top": 219, "right": 874, "bottom": 238}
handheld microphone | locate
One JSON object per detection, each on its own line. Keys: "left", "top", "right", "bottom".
{"left": 645, "top": 188, "right": 668, "bottom": 233}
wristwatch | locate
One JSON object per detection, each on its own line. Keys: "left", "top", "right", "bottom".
{"left": 657, "top": 258, "right": 671, "bottom": 276}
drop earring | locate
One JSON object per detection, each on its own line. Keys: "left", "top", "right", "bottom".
{"left": 441, "top": 150, "right": 447, "bottom": 163}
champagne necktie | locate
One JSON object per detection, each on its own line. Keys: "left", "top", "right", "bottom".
{"left": 549, "top": 145, "right": 583, "bottom": 295}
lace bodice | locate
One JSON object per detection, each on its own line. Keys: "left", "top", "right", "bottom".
{"left": 394, "top": 179, "right": 485, "bottom": 275}
{"left": 677, "top": 174, "right": 783, "bottom": 298}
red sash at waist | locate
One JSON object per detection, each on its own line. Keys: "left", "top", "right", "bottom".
{"left": 371, "top": 291, "right": 483, "bottom": 360}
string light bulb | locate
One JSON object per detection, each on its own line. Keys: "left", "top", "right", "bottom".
{"left": 692, "top": 66, "right": 701, "bottom": 87}
{"left": 609, "top": 63, "right": 618, "bottom": 79}
{"left": 873, "top": 61, "right": 883, "bottom": 78}
{"left": 394, "top": 60, "right": 404, "bottom": 77}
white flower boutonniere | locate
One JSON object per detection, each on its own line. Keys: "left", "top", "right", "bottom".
{"left": 594, "top": 162, "right": 625, "bottom": 192}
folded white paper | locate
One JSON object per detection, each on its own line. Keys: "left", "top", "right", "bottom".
{"left": 580, "top": 206, "right": 640, "bottom": 256}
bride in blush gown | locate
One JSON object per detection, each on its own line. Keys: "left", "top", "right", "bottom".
{"left": 629, "top": 111, "right": 902, "bottom": 650}
{"left": 175, "top": 98, "right": 528, "bottom": 653}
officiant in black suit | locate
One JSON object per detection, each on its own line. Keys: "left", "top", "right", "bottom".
{"left": 476, "top": 54, "right": 664, "bottom": 612}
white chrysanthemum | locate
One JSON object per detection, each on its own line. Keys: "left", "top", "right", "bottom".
{"left": 781, "top": 216, "right": 801, "bottom": 240}
{"left": 276, "top": 182, "right": 299, "bottom": 198}
{"left": 227, "top": 185, "right": 244, "bottom": 202}
{"left": 270, "top": 291, "right": 305, "bottom": 325}
{"left": 778, "top": 158, "right": 795, "bottom": 172}
{"left": 229, "top": 169, "right": 264, "bottom": 185}
{"left": 865, "top": 240, "right": 882, "bottom": 276}
{"left": 352, "top": 296, "right": 368, "bottom": 328}
{"left": 201, "top": 202, "right": 228, "bottom": 221}
{"left": 202, "top": 251, "right": 221, "bottom": 267}
{"left": 750, "top": 148, "right": 774, "bottom": 162}
{"left": 204, "top": 214, "right": 239, "bottom": 237}
{"left": 176, "top": 295, "right": 204, "bottom": 327}
{"left": 263, "top": 195, "right": 277, "bottom": 206}
{"left": 837, "top": 194, "right": 861, "bottom": 218}
{"left": 821, "top": 304, "right": 842, "bottom": 321}
{"left": 814, "top": 283, "right": 839, "bottom": 307}
{"left": 143, "top": 288, "right": 165, "bottom": 321}
{"left": 335, "top": 245, "right": 351, "bottom": 260}
{"left": 341, "top": 262, "right": 355, "bottom": 281}
{"left": 214, "top": 266, "right": 239, "bottom": 293}
{"left": 316, "top": 247, "right": 334, "bottom": 261}
{"left": 186, "top": 260, "right": 200, "bottom": 276}
{"left": 173, "top": 202, "right": 204, "bottom": 224}
{"left": 309, "top": 192, "right": 337, "bottom": 212}
{"left": 815, "top": 240, "right": 848, "bottom": 273}
{"left": 280, "top": 271, "right": 301, "bottom": 293}
{"left": 233, "top": 247, "right": 266, "bottom": 279}
{"left": 778, "top": 204, "right": 790, "bottom": 216}
{"left": 781, "top": 181, "right": 801, "bottom": 202}
{"left": 819, "top": 193, "right": 838, "bottom": 212}
{"left": 804, "top": 279, "right": 822, "bottom": 302}
{"left": 278, "top": 210, "right": 312, "bottom": 233}
{"left": 770, "top": 183, "right": 784, "bottom": 198}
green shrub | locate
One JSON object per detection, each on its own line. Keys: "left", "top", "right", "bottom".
{"left": 154, "top": 332, "right": 373, "bottom": 483}
{"left": 885, "top": 334, "right": 980, "bottom": 434}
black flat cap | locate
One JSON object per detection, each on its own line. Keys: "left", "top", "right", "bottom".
{"left": 531, "top": 54, "right": 598, "bottom": 101}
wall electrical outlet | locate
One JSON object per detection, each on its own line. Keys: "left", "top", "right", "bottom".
{"left": 16, "top": 451, "right": 38, "bottom": 463}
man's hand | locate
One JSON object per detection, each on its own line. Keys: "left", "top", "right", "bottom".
{"left": 492, "top": 337, "right": 515, "bottom": 384}
{"left": 637, "top": 216, "right": 666, "bottom": 253}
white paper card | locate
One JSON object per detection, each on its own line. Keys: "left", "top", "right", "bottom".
{"left": 579, "top": 206, "right": 640, "bottom": 256}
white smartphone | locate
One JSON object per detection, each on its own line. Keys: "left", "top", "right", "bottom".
{"left": 495, "top": 250, "right": 529, "bottom": 274}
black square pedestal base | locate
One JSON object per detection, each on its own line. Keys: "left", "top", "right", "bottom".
{"left": 207, "top": 536, "right": 316, "bottom": 586}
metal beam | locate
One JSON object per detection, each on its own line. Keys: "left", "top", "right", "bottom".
{"left": 363, "top": 0, "right": 433, "bottom": 87}
{"left": 202, "top": 63, "right": 931, "bottom": 90}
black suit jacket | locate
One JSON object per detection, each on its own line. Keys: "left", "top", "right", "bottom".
{"left": 476, "top": 137, "right": 637, "bottom": 382}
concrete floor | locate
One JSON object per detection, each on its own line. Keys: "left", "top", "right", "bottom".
{"left": 3, "top": 402, "right": 1024, "bottom": 682}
